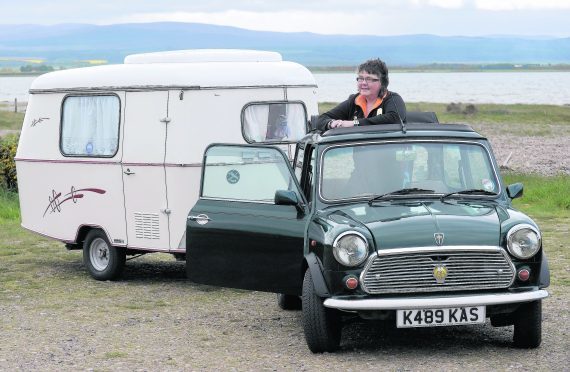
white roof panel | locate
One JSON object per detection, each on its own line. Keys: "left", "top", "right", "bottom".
{"left": 30, "top": 50, "right": 316, "bottom": 91}
{"left": 124, "top": 49, "right": 282, "bottom": 64}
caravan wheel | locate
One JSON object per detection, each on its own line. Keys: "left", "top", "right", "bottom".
{"left": 83, "top": 230, "right": 126, "bottom": 281}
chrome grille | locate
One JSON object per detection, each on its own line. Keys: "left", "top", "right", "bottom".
{"left": 360, "top": 247, "right": 515, "bottom": 294}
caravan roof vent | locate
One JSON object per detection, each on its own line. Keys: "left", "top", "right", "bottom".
{"left": 124, "top": 49, "right": 283, "bottom": 64}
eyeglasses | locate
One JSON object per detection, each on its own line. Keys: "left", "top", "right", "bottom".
{"left": 356, "top": 76, "right": 380, "bottom": 83}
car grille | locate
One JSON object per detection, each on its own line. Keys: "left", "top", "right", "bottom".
{"left": 360, "top": 247, "right": 515, "bottom": 294}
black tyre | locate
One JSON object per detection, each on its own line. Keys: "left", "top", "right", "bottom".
{"left": 83, "top": 230, "right": 126, "bottom": 281}
{"left": 301, "top": 269, "right": 341, "bottom": 353}
{"left": 277, "top": 294, "right": 302, "bottom": 311}
{"left": 513, "top": 300, "right": 542, "bottom": 348}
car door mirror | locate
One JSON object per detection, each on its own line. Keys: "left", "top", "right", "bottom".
{"left": 275, "top": 190, "right": 299, "bottom": 205}
{"left": 275, "top": 190, "right": 304, "bottom": 214}
{"left": 506, "top": 183, "right": 523, "bottom": 199}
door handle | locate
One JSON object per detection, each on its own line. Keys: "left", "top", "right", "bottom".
{"left": 188, "top": 214, "right": 211, "bottom": 225}
{"left": 123, "top": 168, "right": 135, "bottom": 175}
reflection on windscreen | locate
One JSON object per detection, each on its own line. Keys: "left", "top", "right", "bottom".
{"left": 321, "top": 142, "right": 498, "bottom": 200}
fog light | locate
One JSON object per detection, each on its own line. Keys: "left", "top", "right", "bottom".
{"left": 345, "top": 276, "right": 358, "bottom": 290}
{"left": 517, "top": 268, "right": 530, "bottom": 281}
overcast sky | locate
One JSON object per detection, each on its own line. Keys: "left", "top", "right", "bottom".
{"left": 3, "top": 0, "right": 570, "bottom": 37}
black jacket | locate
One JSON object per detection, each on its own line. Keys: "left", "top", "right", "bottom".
{"left": 317, "top": 91, "right": 406, "bottom": 131}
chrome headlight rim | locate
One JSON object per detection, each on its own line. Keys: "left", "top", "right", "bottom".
{"left": 332, "top": 230, "right": 369, "bottom": 267}
{"left": 506, "top": 223, "right": 541, "bottom": 259}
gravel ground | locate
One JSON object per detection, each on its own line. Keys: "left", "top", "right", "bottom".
{"left": 0, "top": 258, "right": 568, "bottom": 371}
{"left": 1, "top": 111, "right": 568, "bottom": 370}
{"left": 489, "top": 135, "right": 570, "bottom": 176}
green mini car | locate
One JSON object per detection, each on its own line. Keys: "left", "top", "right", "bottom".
{"left": 186, "top": 121, "right": 549, "bottom": 353}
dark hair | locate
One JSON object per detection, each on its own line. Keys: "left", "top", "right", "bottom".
{"left": 358, "top": 58, "right": 389, "bottom": 96}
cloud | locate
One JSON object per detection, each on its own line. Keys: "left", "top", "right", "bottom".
{"left": 475, "top": 0, "right": 570, "bottom": 11}
{"left": 1, "top": 0, "right": 569, "bottom": 37}
{"left": 411, "top": 0, "right": 465, "bottom": 9}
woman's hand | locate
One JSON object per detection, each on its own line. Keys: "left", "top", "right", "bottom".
{"left": 330, "top": 120, "right": 356, "bottom": 128}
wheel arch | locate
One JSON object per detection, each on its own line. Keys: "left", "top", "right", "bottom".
{"left": 74, "top": 224, "right": 114, "bottom": 247}
{"left": 304, "top": 252, "right": 330, "bottom": 297}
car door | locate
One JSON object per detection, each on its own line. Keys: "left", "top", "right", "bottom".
{"left": 186, "top": 144, "right": 308, "bottom": 295}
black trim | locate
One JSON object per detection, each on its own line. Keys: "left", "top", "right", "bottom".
{"left": 322, "top": 123, "right": 475, "bottom": 137}
{"left": 31, "top": 84, "right": 317, "bottom": 95}
{"left": 538, "top": 252, "right": 550, "bottom": 289}
{"left": 305, "top": 253, "right": 330, "bottom": 297}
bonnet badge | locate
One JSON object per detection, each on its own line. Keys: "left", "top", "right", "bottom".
{"left": 433, "top": 265, "right": 448, "bottom": 284}
{"left": 434, "top": 232, "right": 445, "bottom": 246}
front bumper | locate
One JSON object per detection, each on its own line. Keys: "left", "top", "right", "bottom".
{"left": 323, "top": 289, "right": 549, "bottom": 311}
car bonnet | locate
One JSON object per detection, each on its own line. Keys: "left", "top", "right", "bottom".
{"left": 326, "top": 200, "right": 500, "bottom": 250}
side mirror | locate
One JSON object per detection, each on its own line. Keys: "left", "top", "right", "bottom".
{"left": 506, "top": 183, "right": 524, "bottom": 199}
{"left": 275, "top": 190, "right": 304, "bottom": 214}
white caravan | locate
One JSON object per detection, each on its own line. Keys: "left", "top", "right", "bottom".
{"left": 16, "top": 49, "right": 318, "bottom": 280}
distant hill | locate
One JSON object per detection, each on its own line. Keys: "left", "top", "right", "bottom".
{"left": 0, "top": 22, "right": 569, "bottom": 67}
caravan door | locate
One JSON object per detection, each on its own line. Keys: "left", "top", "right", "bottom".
{"left": 121, "top": 91, "right": 170, "bottom": 250}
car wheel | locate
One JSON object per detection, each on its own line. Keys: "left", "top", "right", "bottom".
{"left": 277, "top": 294, "right": 302, "bottom": 310}
{"left": 301, "top": 269, "right": 341, "bottom": 353}
{"left": 513, "top": 300, "right": 542, "bottom": 348}
{"left": 83, "top": 230, "right": 126, "bottom": 281}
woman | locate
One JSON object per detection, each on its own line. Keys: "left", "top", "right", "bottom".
{"left": 317, "top": 58, "right": 406, "bottom": 130}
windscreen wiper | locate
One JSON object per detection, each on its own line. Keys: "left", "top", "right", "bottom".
{"left": 440, "top": 189, "right": 498, "bottom": 202}
{"left": 368, "top": 188, "right": 435, "bottom": 204}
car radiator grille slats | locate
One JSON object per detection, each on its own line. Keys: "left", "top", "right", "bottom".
{"left": 361, "top": 249, "right": 515, "bottom": 294}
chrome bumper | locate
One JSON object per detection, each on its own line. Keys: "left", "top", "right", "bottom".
{"left": 323, "top": 290, "right": 549, "bottom": 311}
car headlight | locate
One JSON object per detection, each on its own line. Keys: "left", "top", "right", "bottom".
{"left": 507, "top": 224, "right": 541, "bottom": 259}
{"left": 332, "top": 231, "right": 369, "bottom": 267}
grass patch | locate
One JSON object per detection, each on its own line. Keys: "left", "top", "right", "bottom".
{"left": 319, "top": 102, "right": 570, "bottom": 136}
{"left": 0, "top": 187, "right": 20, "bottom": 221}
{"left": 0, "top": 109, "right": 25, "bottom": 130}
{"left": 406, "top": 102, "right": 570, "bottom": 128}
{"left": 503, "top": 173, "right": 570, "bottom": 218}
{"left": 536, "top": 217, "right": 569, "bottom": 290}
{"left": 104, "top": 351, "right": 128, "bottom": 359}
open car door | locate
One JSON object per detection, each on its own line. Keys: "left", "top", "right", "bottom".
{"left": 186, "top": 144, "right": 308, "bottom": 295}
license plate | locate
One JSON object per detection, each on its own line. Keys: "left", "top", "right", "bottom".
{"left": 396, "top": 306, "right": 485, "bottom": 328}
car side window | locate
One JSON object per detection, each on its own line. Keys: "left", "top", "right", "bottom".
{"left": 202, "top": 145, "right": 302, "bottom": 203}
{"left": 294, "top": 145, "right": 305, "bottom": 182}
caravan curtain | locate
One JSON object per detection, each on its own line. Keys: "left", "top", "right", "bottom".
{"left": 61, "top": 95, "right": 120, "bottom": 156}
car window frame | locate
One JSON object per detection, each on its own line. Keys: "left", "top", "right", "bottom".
{"left": 317, "top": 139, "right": 502, "bottom": 204}
{"left": 198, "top": 142, "right": 308, "bottom": 206}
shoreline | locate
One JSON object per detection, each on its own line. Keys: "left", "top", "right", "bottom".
{"left": 2, "top": 101, "right": 570, "bottom": 111}
{"left": 3, "top": 65, "right": 570, "bottom": 77}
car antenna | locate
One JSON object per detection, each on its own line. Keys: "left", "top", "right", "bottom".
{"left": 396, "top": 110, "right": 406, "bottom": 134}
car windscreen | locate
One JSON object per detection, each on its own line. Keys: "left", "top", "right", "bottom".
{"left": 320, "top": 141, "right": 499, "bottom": 201}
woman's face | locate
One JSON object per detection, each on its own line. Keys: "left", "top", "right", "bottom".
{"left": 356, "top": 70, "right": 381, "bottom": 99}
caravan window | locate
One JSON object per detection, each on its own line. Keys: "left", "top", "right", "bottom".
{"left": 60, "top": 95, "right": 120, "bottom": 157}
{"left": 242, "top": 102, "right": 307, "bottom": 143}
